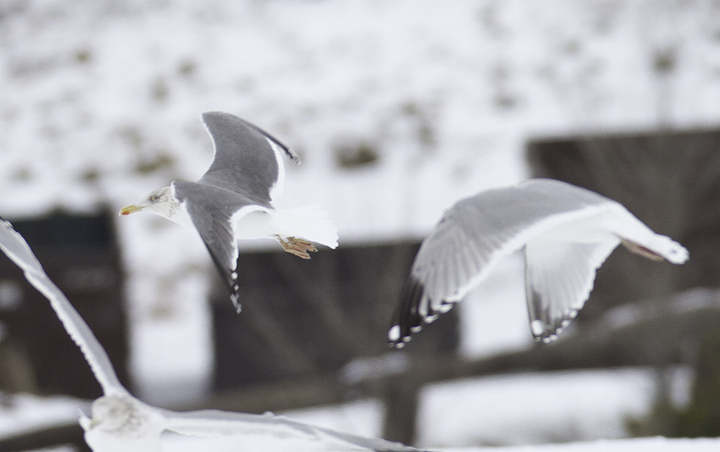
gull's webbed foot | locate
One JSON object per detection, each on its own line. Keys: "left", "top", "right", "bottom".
{"left": 278, "top": 236, "right": 317, "bottom": 259}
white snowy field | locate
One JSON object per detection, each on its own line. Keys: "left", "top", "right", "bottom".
{"left": 9, "top": 437, "right": 720, "bottom": 452}
{"left": 160, "top": 435, "right": 720, "bottom": 452}
{"left": 1, "top": 0, "right": 719, "bottom": 450}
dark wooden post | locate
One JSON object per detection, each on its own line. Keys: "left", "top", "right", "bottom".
{"left": 0, "top": 423, "right": 90, "bottom": 452}
{"left": 381, "top": 377, "right": 422, "bottom": 446}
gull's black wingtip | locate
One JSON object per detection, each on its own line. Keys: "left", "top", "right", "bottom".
{"left": 526, "top": 286, "right": 576, "bottom": 343}
{"left": 224, "top": 270, "right": 241, "bottom": 314}
{"left": 203, "top": 244, "right": 242, "bottom": 313}
{"left": 388, "top": 276, "right": 427, "bottom": 348}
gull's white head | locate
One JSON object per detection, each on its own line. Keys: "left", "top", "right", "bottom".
{"left": 119, "top": 186, "right": 195, "bottom": 230}
{"left": 119, "top": 186, "right": 176, "bottom": 218}
{"left": 85, "top": 395, "right": 138, "bottom": 432}
{"left": 80, "top": 395, "right": 164, "bottom": 452}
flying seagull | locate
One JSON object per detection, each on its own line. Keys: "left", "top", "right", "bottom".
{"left": 389, "top": 178, "right": 689, "bottom": 347}
{"left": 120, "top": 112, "right": 338, "bottom": 312}
{"left": 0, "top": 219, "right": 419, "bottom": 452}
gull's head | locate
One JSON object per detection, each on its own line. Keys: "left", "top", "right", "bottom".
{"left": 79, "top": 395, "right": 141, "bottom": 433}
{"left": 119, "top": 186, "right": 176, "bottom": 219}
{"left": 80, "top": 395, "right": 164, "bottom": 452}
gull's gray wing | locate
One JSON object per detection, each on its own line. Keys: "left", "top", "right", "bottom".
{"left": 389, "top": 178, "right": 619, "bottom": 346}
{"left": 0, "top": 219, "right": 127, "bottom": 396}
{"left": 199, "top": 112, "right": 299, "bottom": 203}
{"left": 172, "top": 181, "right": 269, "bottom": 312}
{"left": 161, "top": 408, "right": 423, "bottom": 452}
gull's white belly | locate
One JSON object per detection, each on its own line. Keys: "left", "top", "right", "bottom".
{"left": 233, "top": 209, "right": 276, "bottom": 240}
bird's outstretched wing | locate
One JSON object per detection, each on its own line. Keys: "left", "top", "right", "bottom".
{"left": 0, "top": 219, "right": 127, "bottom": 396}
{"left": 389, "top": 180, "right": 612, "bottom": 345}
{"left": 162, "top": 408, "right": 422, "bottom": 452}
{"left": 524, "top": 237, "right": 620, "bottom": 341}
{"left": 200, "top": 112, "right": 299, "bottom": 203}
{"left": 173, "top": 181, "right": 272, "bottom": 312}
{"left": 389, "top": 178, "right": 688, "bottom": 346}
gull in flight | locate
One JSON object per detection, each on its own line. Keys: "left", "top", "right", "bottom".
{"left": 120, "top": 112, "right": 338, "bottom": 312}
{"left": 0, "top": 219, "right": 416, "bottom": 452}
{"left": 389, "top": 178, "right": 689, "bottom": 347}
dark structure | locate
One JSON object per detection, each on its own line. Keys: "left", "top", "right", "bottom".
{"left": 0, "top": 210, "right": 129, "bottom": 399}
{"left": 212, "top": 240, "right": 459, "bottom": 391}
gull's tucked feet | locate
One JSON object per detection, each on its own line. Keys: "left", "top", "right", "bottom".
{"left": 278, "top": 236, "right": 317, "bottom": 259}
{"left": 621, "top": 239, "right": 664, "bottom": 261}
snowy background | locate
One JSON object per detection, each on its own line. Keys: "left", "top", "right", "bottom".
{"left": 1, "top": 0, "right": 720, "bottom": 450}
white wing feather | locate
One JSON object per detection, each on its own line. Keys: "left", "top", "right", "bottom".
{"left": 419, "top": 202, "right": 613, "bottom": 315}
{"left": 524, "top": 237, "right": 621, "bottom": 341}
{"left": 0, "top": 220, "right": 127, "bottom": 396}
{"left": 162, "top": 408, "right": 418, "bottom": 451}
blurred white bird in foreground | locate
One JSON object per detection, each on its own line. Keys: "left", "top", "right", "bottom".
{"left": 0, "top": 219, "right": 416, "bottom": 452}
{"left": 120, "top": 112, "right": 338, "bottom": 312}
{"left": 389, "top": 178, "right": 689, "bottom": 347}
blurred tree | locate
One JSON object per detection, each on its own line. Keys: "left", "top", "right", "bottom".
{"left": 675, "top": 329, "right": 720, "bottom": 437}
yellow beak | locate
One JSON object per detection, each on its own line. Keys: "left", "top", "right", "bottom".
{"left": 119, "top": 204, "right": 143, "bottom": 216}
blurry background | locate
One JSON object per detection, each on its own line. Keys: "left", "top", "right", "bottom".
{"left": 0, "top": 0, "right": 720, "bottom": 450}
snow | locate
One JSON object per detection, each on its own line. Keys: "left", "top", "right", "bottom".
{"left": 161, "top": 436, "right": 720, "bottom": 452}
{"left": 0, "top": 393, "right": 86, "bottom": 438}
{"left": 0, "top": 0, "right": 719, "bottom": 450}
{"left": 453, "top": 437, "right": 720, "bottom": 452}
{"left": 417, "top": 368, "right": 692, "bottom": 448}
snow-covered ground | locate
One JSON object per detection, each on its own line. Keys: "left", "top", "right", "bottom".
{"left": 160, "top": 435, "right": 720, "bottom": 452}
{"left": 1, "top": 0, "right": 719, "bottom": 450}
{"left": 14, "top": 437, "right": 720, "bottom": 452}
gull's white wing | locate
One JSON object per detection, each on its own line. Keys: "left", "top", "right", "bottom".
{"left": 389, "top": 179, "right": 613, "bottom": 345}
{"left": 161, "top": 408, "right": 422, "bottom": 452}
{"left": 0, "top": 219, "right": 127, "bottom": 396}
{"left": 524, "top": 236, "right": 620, "bottom": 341}
{"left": 389, "top": 178, "right": 688, "bottom": 346}
{"left": 523, "top": 199, "right": 688, "bottom": 341}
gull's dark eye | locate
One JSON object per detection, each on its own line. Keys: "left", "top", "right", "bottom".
{"left": 150, "top": 195, "right": 158, "bottom": 202}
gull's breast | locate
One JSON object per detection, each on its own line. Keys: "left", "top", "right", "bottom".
{"left": 233, "top": 208, "right": 276, "bottom": 240}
